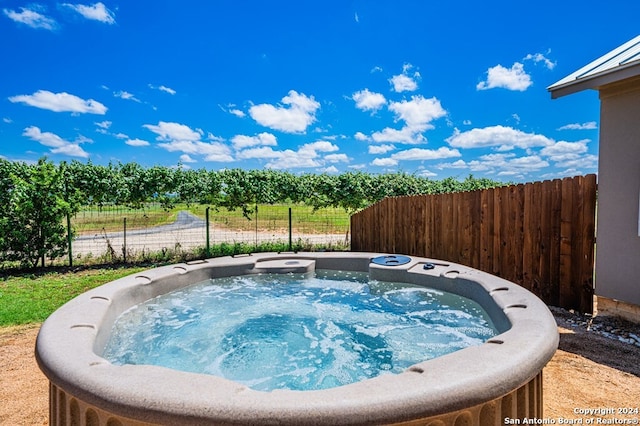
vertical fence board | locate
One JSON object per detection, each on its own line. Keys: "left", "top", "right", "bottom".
{"left": 492, "top": 187, "right": 503, "bottom": 277}
{"left": 571, "top": 177, "right": 585, "bottom": 312}
{"left": 469, "top": 191, "right": 481, "bottom": 269}
{"left": 522, "top": 184, "right": 537, "bottom": 290}
{"left": 549, "top": 179, "right": 563, "bottom": 306}
{"left": 538, "top": 180, "right": 552, "bottom": 303}
{"left": 514, "top": 184, "right": 525, "bottom": 284}
{"left": 350, "top": 175, "right": 596, "bottom": 313}
{"left": 500, "top": 186, "right": 514, "bottom": 281}
{"left": 479, "top": 188, "right": 494, "bottom": 272}
{"left": 529, "top": 181, "right": 543, "bottom": 297}
{"left": 580, "top": 174, "right": 597, "bottom": 313}
{"left": 559, "top": 178, "right": 575, "bottom": 308}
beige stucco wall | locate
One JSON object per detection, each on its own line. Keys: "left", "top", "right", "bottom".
{"left": 595, "top": 76, "right": 640, "bottom": 306}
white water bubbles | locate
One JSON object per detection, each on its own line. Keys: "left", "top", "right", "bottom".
{"left": 102, "top": 270, "right": 498, "bottom": 391}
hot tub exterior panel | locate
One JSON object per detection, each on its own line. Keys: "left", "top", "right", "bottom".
{"left": 46, "top": 372, "right": 543, "bottom": 426}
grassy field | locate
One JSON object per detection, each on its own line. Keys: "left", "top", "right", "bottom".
{"left": 0, "top": 266, "right": 147, "bottom": 326}
{"left": 72, "top": 203, "right": 350, "bottom": 234}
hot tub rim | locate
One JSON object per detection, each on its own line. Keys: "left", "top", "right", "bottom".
{"left": 35, "top": 251, "right": 559, "bottom": 425}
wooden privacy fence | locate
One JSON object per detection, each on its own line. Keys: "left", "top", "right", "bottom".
{"left": 351, "top": 174, "right": 597, "bottom": 313}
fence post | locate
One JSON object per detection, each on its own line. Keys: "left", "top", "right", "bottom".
{"left": 205, "top": 206, "right": 210, "bottom": 258}
{"left": 67, "top": 213, "right": 73, "bottom": 267}
{"left": 289, "top": 207, "right": 292, "bottom": 251}
{"left": 255, "top": 204, "right": 258, "bottom": 249}
{"left": 123, "top": 217, "right": 127, "bottom": 263}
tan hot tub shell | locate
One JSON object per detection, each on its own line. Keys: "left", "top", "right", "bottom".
{"left": 36, "top": 252, "right": 558, "bottom": 426}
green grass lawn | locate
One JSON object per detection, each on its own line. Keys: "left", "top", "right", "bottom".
{"left": 0, "top": 266, "right": 147, "bottom": 326}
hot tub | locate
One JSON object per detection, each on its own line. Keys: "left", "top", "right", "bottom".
{"left": 36, "top": 252, "right": 558, "bottom": 425}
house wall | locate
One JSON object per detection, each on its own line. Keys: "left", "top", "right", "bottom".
{"left": 596, "top": 76, "right": 640, "bottom": 306}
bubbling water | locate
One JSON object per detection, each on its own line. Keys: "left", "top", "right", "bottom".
{"left": 102, "top": 270, "right": 498, "bottom": 391}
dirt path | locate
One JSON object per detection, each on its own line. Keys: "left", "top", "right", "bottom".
{"left": 1, "top": 315, "right": 639, "bottom": 425}
{"left": 0, "top": 325, "right": 48, "bottom": 426}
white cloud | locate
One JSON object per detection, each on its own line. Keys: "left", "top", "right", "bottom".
{"left": 230, "top": 109, "right": 245, "bottom": 118}
{"left": 524, "top": 52, "right": 556, "bottom": 70}
{"left": 95, "top": 120, "right": 111, "bottom": 134}
{"left": 371, "top": 95, "right": 446, "bottom": 144}
{"left": 62, "top": 2, "right": 115, "bottom": 24}
{"left": 417, "top": 169, "right": 437, "bottom": 178}
{"left": 125, "top": 138, "right": 150, "bottom": 147}
{"left": 148, "top": 84, "right": 176, "bottom": 95}
{"left": 539, "top": 140, "right": 597, "bottom": 173}
{"left": 3, "top": 7, "right": 57, "bottom": 30}
{"left": 143, "top": 121, "right": 202, "bottom": 142}
{"left": 371, "top": 157, "right": 398, "bottom": 167}
{"left": 389, "top": 96, "right": 446, "bottom": 129}
{"left": 322, "top": 166, "right": 340, "bottom": 173}
{"left": 22, "top": 126, "right": 90, "bottom": 158}
{"left": 113, "top": 132, "right": 128, "bottom": 139}
{"left": 391, "top": 147, "right": 461, "bottom": 161}
{"left": 442, "top": 159, "right": 469, "bottom": 169}
{"left": 180, "top": 154, "right": 196, "bottom": 163}
{"left": 143, "top": 121, "right": 232, "bottom": 162}
{"left": 158, "top": 140, "right": 233, "bottom": 162}
{"left": 476, "top": 62, "right": 532, "bottom": 91}
{"left": 114, "top": 91, "right": 141, "bottom": 102}
{"left": 159, "top": 85, "right": 176, "bottom": 95}
{"left": 236, "top": 147, "right": 281, "bottom": 160}
{"left": 301, "top": 140, "right": 339, "bottom": 153}
{"left": 389, "top": 64, "right": 420, "bottom": 92}
{"left": 553, "top": 154, "right": 598, "bottom": 170}
{"left": 372, "top": 126, "right": 425, "bottom": 144}
{"left": 371, "top": 147, "right": 460, "bottom": 170}
{"left": 507, "top": 155, "right": 550, "bottom": 171}
{"left": 237, "top": 140, "right": 341, "bottom": 170}
{"left": 249, "top": 90, "right": 320, "bottom": 133}
{"left": 389, "top": 74, "right": 418, "bottom": 92}
{"left": 354, "top": 132, "right": 369, "bottom": 141}
{"left": 3, "top": 118, "right": 12, "bottom": 124}
{"left": 437, "top": 151, "right": 549, "bottom": 178}
{"left": 558, "top": 121, "right": 598, "bottom": 130}
{"left": 231, "top": 132, "right": 277, "bottom": 150}
{"left": 368, "top": 144, "right": 396, "bottom": 154}
{"left": 265, "top": 150, "right": 322, "bottom": 169}
{"left": 325, "top": 153, "right": 349, "bottom": 163}
{"left": 447, "top": 125, "right": 553, "bottom": 151}
{"left": 540, "top": 140, "right": 589, "bottom": 159}
{"left": 352, "top": 89, "right": 386, "bottom": 112}
{"left": 9, "top": 90, "right": 107, "bottom": 114}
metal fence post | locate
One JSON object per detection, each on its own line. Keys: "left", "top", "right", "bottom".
{"left": 289, "top": 207, "right": 292, "bottom": 251}
{"left": 67, "top": 213, "right": 73, "bottom": 267}
{"left": 255, "top": 204, "right": 258, "bottom": 249}
{"left": 205, "top": 206, "right": 210, "bottom": 258}
{"left": 123, "top": 217, "right": 127, "bottom": 263}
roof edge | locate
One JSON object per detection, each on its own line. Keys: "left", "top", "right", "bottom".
{"left": 548, "top": 35, "right": 640, "bottom": 98}
{"left": 549, "top": 60, "right": 640, "bottom": 99}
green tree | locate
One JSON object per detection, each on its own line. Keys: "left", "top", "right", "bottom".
{"left": 3, "top": 159, "right": 81, "bottom": 267}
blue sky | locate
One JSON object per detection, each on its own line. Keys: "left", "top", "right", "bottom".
{"left": 1, "top": 1, "right": 638, "bottom": 182}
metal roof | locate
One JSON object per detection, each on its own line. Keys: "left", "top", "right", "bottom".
{"left": 548, "top": 35, "right": 640, "bottom": 99}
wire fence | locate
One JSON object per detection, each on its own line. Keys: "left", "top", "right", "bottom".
{"left": 68, "top": 203, "right": 351, "bottom": 264}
